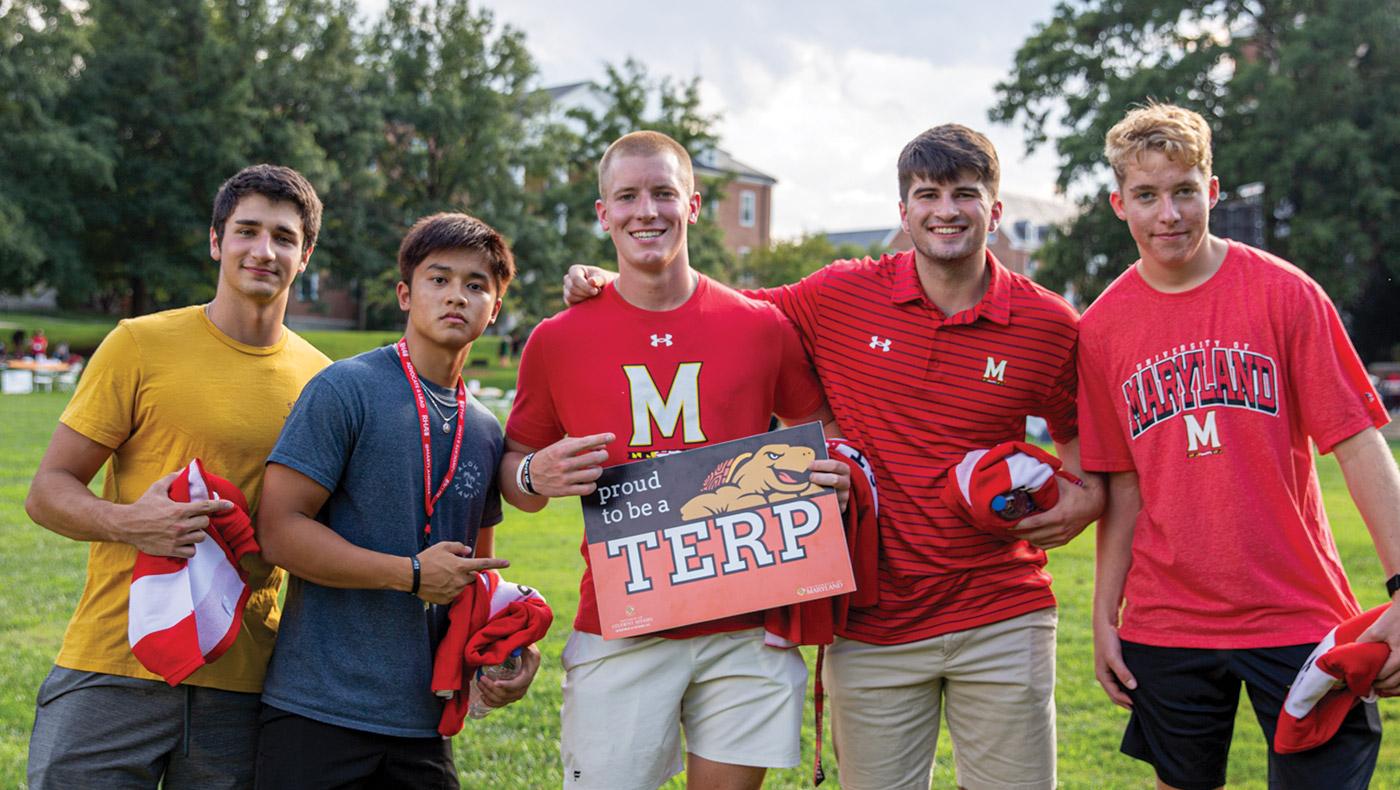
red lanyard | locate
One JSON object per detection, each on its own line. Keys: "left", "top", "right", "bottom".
{"left": 395, "top": 338, "right": 466, "bottom": 546}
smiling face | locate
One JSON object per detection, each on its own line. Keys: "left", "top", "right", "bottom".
{"left": 1110, "top": 150, "right": 1219, "bottom": 280}
{"left": 899, "top": 172, "right": 1002, "bottom": 271}
{"left": 209, "top": 193, "right": 311, "bottom": 304}
{"left": 595, "top": 151, "right": 701, "bottom": 273}
{"left": 396, "top": 249, "right": 501, "bottom": 353}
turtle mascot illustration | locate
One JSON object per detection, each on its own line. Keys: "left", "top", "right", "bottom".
{"left": 680, "top": 443, "right": 823, "bottom": 520}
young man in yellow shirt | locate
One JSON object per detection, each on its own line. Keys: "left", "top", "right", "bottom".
{"left": 24, "top": 165, "right": 330, "bottom": 789}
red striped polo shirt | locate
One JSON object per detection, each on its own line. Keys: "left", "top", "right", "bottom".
{"left": 748, "top": 250, "right": 1079, "bottom": 644}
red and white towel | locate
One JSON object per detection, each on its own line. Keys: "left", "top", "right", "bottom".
{"left": 128, "top": 459, "right": 259, "bottom": 686}
{"left": 431, "top": 569, "right": 554, "bottom": 736}
{"left": 941, "top": 441, "right": 1081, "bottom": 534}
{"left": 1275, "top": 604, "right": 1391, "bottom": 754}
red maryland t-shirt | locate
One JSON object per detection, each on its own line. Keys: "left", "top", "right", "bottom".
{"left": 1078, "top": 241, "right": 1389, "bottom": 648}
{"left": 507, "top": 275, "right": 826, "bottom": 637}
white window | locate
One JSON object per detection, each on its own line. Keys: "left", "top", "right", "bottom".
{"left": 298, "top": 271, "right": 320, "bottom": 302}
{"left": 739, "top": 190, "right": 757, "bottom": 228}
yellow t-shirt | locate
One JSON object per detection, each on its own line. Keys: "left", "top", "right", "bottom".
{"left": 55, "top": 304, "right": 330, "bottom": 692}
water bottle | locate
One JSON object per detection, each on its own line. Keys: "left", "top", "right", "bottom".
{"left": 466, "top": 647, "right": 524, "bottom": 719}
{"left": 991, "top": 488, "right": 1036, "bottom": 521}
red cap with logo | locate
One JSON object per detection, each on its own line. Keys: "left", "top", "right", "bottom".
{"left": 1275, "top": 604, "right": 1391, "bottom": 754}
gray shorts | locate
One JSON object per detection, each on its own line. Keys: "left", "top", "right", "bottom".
{"left": 27, "top": 666, "right": 261, "bottom": 790}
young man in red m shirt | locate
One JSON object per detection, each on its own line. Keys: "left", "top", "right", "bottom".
{"left": 505, "top": 131, "right": 848, "bottom": 790}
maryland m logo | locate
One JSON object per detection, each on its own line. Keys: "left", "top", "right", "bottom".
{"left": 983, "top": 356, "right": 1007, "bottom": 384}
{"left": 1184, "top": 410, "right": 1223, "bottom": 457}
{"left": 623, "top": 363, "right": 706, "bottom": 446}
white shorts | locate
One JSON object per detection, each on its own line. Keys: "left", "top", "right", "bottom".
{"left": 559, "top": 628, "right": 806, "bottom": 790}
{"left": 823, "top": 607, "right": 1058, "bottom": 790}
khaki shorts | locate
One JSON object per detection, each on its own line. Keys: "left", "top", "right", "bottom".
{"left": 559, "top": 628, "right": 806, "bottom": 790}
{"left": 823, "top": 607, "right": 1058, "bottom": 790}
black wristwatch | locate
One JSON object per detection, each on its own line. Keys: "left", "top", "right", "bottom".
{"left": 1387, "top": 573, "right": 1400, "bottom": 599}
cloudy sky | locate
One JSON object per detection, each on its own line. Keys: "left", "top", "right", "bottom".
{"left": 359, "top": 1, "right": 1067, "bottom": 238}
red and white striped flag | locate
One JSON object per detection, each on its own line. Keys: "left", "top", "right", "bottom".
{"left": 128, "top": 458, "right": 259, "bottom": 685}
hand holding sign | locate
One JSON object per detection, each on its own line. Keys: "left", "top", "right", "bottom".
{"left": 531, "top": 433, "right": 614, "bottom": 496}
{"left": 806, "top": 457, "right": 851, "bottom": 512}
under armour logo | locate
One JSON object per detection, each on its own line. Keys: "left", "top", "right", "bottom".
{"left": 869, "top": 336, "right": 892, "bottom": 352}
{"left": 650, "top": 334, "right": 673, "bottom": 347}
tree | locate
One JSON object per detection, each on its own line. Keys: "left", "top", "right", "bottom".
{"left": 0, "top": 0, "right": 112, "bottom": 299}
{"left": 61, "top": 0, "right": 259, "bottom": 314}
{"left": 232, "top": 0, "right": 393, "bottom": 328}
{"left": 737, "top": 235, "right": 881, "bottom": 289}
{"left": 362, "top": 0, "right": 564, "bottom": 327}
{"left": 4, "top": 0, "right": 394, "bottom": 318}
{"left": 992, "top": 0, "right": 1400, "bottom": 360}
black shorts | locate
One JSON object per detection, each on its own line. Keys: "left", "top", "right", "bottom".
{"left": 254, "top": 705, "right": 457, "bottom": 790}
{"left": 1119, "top": 641, "right": 1381, "bottom": 790}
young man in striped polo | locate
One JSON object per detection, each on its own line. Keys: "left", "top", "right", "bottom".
{"left": 567, "top": 124, "right": 1104, "bottom": 789}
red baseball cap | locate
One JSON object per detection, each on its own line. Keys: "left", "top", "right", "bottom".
{"left": 940, "top": 441, "right": 1080, "bottom": 535}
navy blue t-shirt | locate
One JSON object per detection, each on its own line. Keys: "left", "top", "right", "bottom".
{"left": 262, "top": 344, "right": 503, "bottom": 737}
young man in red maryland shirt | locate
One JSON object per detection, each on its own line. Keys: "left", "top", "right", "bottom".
{"left": 567, "top": 125, "right": 1105, "bottom": 790}
{"left": 503, "top": 131, "right": 848, "bottom": 790}
{"left": 1080, "top": 102, "right": 1400, "bottom": 789}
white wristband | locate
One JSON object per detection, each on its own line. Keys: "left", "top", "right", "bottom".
{"left": 515, "top": 452, "right": 538, "bottom": 496}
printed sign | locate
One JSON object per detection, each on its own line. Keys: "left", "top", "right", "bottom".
{"left": 582, "top": 423, "right": 854, "bottom": 639}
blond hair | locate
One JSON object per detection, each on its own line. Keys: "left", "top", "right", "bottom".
{"left": 597, "top": 130, "right": 695, "bottom": 197}
{"left": 1104, "top": 102, "right": 1213, "bottom": 182}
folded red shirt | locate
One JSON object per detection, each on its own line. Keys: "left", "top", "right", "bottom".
{"left": 431, "top": 570, "right": 553, "bottom": 736}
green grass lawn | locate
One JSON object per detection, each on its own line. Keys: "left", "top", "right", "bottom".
{"left": 1, "top": 391, "right": 1397, "bottom": 787}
